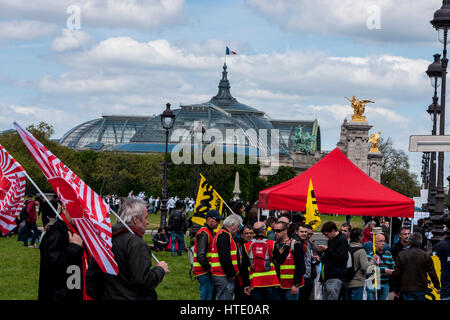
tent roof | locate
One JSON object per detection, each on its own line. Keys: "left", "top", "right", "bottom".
{"left": 259, "top": 148, "right": 414, "bottom": 218}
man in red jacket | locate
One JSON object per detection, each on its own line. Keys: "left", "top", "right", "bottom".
{"left": 24, "top": 196, "right": 40, "bottom": 248}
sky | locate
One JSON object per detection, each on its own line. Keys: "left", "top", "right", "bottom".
{"left": 0, "top": 0, "right": 448, "bottom": 183}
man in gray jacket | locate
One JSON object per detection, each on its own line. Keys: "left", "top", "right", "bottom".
{"left": 342, "top": 228, "right": 370, "bottom": 300}
{"left": 86, "top": 199, "right": 169, "bottom": 300}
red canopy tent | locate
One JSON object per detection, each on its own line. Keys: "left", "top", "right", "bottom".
{"left": 259, "top": 148, "right": 414, "bottom": 218}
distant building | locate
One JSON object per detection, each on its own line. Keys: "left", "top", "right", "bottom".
{"left": 59, "top": 63, "right": 323, "bottom": 175}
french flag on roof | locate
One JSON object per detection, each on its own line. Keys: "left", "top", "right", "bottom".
{"left": 226, "top": 47, "right": 237, "bottom": 55}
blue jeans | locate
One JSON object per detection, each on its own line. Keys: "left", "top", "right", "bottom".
{"left": 170, "top": 231, "right": 185, "bottom": 255}
{"left": 367, "top": 283, "right": 390, "bottom": 300}
{"left": 196, "top": 273, "right": 214, "bottom": 300}
{"left": 278, "top": 288, "right": 298, "bottom": 300}
{"left": 402, "top": 291, "right": 426, "bottom": 300}
{"left": 441, "top": 296, "right": 450, "bottom": 300}
{"left": 323, "top": 278, "right": 343, "bottom": 300}
{"left": 212, "top": 276, "right": 235, "bottom": 300}
{"left": 345, "top": 287, "right": 364, "bottom": 300}
{"left": 251, "top": 286, "right": 279, "bottom": 301}
{"left": 24, "top": 222, "right": 38, "bottom": 246}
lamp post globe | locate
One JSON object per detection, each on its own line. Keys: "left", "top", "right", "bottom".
{"left": 160, "top": 103, "right": 176, "bottom": 228}
{"left": 431, "top": 0, "right": 450, "bottom": 43}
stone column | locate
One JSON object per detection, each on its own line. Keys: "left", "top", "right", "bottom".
{"left": 233, "top": 171, "right": 240, "bottom": 200}
{"left": 342, "top": 121, "right": 372, "bottom": 174}
{"left": 368, "top": 152, "right": 383, "bottom": 183}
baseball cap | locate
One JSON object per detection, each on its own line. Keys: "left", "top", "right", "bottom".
{"left": 206, "top": 210, "right": 224, "bottom": 220}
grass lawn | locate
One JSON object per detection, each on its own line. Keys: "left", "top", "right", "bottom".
{"left": 0, "top": 213, "right": 363, "bottom": 300}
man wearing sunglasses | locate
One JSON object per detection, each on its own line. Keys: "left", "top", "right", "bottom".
{"left": 272, "top": 222, "right": 305, "bottom": 300}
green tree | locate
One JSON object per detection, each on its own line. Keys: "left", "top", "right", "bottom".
{"left": 264, "top": 166, "right": 297, "bottom": 189}
{"left": 379, "top": 137, "right": 420, "bottom": 198}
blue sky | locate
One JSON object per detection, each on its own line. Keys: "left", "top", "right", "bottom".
{"left": 0, "top": 0, "right": 448, "bottom": 181}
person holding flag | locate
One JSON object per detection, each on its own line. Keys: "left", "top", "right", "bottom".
{"left": 14, "top": 121, "right": 119, "bottom": 300}
{"left": 38, "top": 205, "right": 85, "bottom": 300}
{"left": 14, "top": 121, "right": 118, "bottom": 276}
{"left": 86, "top": 199, "right": 169, "bottom": 300}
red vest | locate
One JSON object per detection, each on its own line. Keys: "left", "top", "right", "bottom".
{"left": 211, "top": 228, "right": 239, "bottom": 276}
{"left": 193, "top": 227, "right": 214, "bottom": 277}
{"left": 279, "top": 240, "right": 305, "bottom": 289}
{"left": 244, "top": 239, "right": 279, "bottom": 289}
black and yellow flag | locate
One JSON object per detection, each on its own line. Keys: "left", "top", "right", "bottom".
{"left": 304, "top": 178, "right": 321, "bottom": 230}
{"left": 192, "top": 173, "right": 224, "bottom": 226}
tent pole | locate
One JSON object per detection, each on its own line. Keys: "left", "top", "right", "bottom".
{"left": 389, "top": 217, "right": 392, "bottom": 246}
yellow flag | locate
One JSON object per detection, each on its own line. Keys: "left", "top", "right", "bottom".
{"left": 426, "top": 255, "right": 441, "bottom": 300}
{"left": 304, "top": 178, "right": 321, "bottom": 230}
{"left": 192, "top": 173, "right": 224, "bottom": 227}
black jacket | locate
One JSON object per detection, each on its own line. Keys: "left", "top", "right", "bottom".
{"left": 391, "top": 241, "right": 409, "bottom": 262}
{"left": 85, "top": 223, "right": 166, "bottom": 300}
{"left": 38, "top": 219, "right": 84, "bottom": 300}
{"left": 195, "top": 224, "right": 216, "bottom": 274}
{"left": 321, "top": 232, "right": 349, "bottom": 281}
{"left": 392, "top": 247, "right": 440, "bottom": 293}
{"left": 433, "top": 236, "right": 450, "bottom": 297}
{"left": 273, "top": 240, "right": 306, "bottom": 287}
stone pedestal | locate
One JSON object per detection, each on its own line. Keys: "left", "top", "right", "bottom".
{"left": 368, "top": 152, "right": 383, "bottom": 183}
{"left": 338, "top": 120, "right": 372, "bottom": 174}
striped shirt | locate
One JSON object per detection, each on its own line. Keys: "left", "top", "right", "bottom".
{"left": 366, "top": 249, "right": 395, "bottom": 284}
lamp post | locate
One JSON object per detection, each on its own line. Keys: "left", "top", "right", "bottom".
{"left": 430, "top": 0, "right": 450, "bottom": 245}
{"left": 425, "top": 54, "right": 442, "bottom": 215}
{"left": 160, "top": 103, "right": 176, "bottom": 227}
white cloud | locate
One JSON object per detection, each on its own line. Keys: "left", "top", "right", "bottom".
{"left": 0, "top": 0, "right": 186, "bottom": 30}
{"left": 0, "top": 104, "right": 82, "bottom": 137}
{"left": 51, "top": 28, "right": 93, "bottom": 52}
{"left": 245, "top": 0, "right": 441, "bottom": 43}
{"left": 0, "top": 20, "right": 58, "bottom": 41}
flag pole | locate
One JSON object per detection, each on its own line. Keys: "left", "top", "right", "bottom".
{"left": 109, "top": 207, "right": 160, "bottom": 264}
{"left": 23, "top": 171, "right": 62, "bottom": 221}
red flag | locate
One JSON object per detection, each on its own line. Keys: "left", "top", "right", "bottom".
{"left": 0, "top": 145, "right": 26, "bottom": 234}
{"left": 14, "top": 122, "right": 118, "bottom": 275}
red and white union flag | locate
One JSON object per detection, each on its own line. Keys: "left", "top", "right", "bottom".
{"left": 0, "top": 145, "right": 26, "bottom": 235}
{"left": 14, "top": 122, "right": 118, "bottom": 275}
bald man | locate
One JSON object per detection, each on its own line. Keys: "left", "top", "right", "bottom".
{"left": 240, "top": 221, "right": 279, "bottom": 300}
{"left": 366, "top": 233, "right": 394, "bottom": 300}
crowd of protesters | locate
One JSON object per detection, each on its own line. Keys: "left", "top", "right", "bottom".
{"left": 2, "top": 194, "right": 449, "bottom": 302}
{"left": 190, "top": 207, "right": 449, "bottom": 301}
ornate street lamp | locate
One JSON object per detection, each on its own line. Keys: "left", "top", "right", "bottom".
{"left": 425, "top": 54, "right": 442, "bottom": 216}
{"left": 160, "top": 103, "right": 176, "bottom": 227}
{"left": 430, "top": 0, "right": 450, "bottom": 244}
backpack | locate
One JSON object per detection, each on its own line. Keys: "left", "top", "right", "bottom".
{"left": 344, "top": 246, "right": 365, "bottom": 282}
{"left": 248, "top": 239, "right": 271, "bottom": 273}
{"left": 169, "top": 210, "right": 184, "bottom": 230}
{"left": 19, "top": 200, "right": 30, "bottom": 222}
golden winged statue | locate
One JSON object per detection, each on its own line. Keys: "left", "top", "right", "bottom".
{"left": 369, "top": 132, "right": 381, "bottom": 152}
{"left": 345, "top": 96, "right": 374, "bottom": 122}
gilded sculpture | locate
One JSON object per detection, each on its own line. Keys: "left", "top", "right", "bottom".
{"left": 369, "top": 131, "right": 381, "bottom": 152}
{"left": 345, "top": 96, "right": 374, "bottom": 122}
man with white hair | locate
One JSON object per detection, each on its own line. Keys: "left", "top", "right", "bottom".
{"left": 86, "top": 198, "right": 169, "bottom": 300}
{"left": 210, "top": 214, "right": 242, "bottom": 300}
